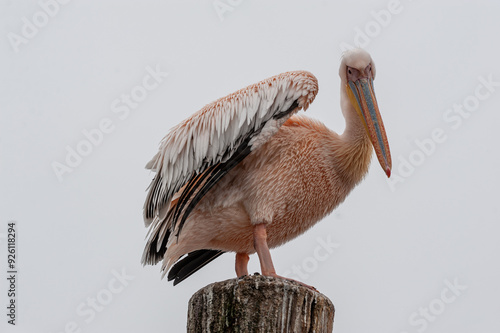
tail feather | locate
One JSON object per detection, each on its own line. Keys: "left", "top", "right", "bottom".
{"left": 167, "top": 250, "right": 225, "bottom": 286}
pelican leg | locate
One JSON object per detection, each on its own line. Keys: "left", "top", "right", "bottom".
{"left": 253, "top": 223, "right": 276, "bottom": 275}
{"left": 253, "top": 223, "right": 316, "bottom": 290}
{"left": 235, "top": 253, "right": 249, "bottom": 277}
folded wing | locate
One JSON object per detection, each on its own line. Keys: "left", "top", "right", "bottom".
{"left": 142, "top": 70, "right": 318, "bottom": 266}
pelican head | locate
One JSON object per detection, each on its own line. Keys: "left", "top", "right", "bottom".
{"left": 339, "top": 48, "right": 392, "bottom": 177}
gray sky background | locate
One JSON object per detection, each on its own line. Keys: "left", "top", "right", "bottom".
{"left": 1, "top": 1, "right": 499, "bottom": 332}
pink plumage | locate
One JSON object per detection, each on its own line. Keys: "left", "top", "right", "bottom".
{"left": 142, "top": 49, "right": 391, "bottom": 287}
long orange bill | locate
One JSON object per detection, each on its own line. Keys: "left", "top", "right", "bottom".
{"left": 347, "top": 78, "right": 392, "bottom": 177}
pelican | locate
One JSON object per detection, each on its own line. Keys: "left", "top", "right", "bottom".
{"left": 142, "top": 49, "right": 391, "bottom": 286}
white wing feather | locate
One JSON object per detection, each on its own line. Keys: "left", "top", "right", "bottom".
{"left": 143, "top": 71, "right": 318, "bottom": 226}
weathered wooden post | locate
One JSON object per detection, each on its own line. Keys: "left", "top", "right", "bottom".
{"left": 187, "top": 274, "right": 334, "bottom": 332}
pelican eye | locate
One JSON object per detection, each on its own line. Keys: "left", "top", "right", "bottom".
{"left": 346, "top": 67, "right": 361, "bottom": 81}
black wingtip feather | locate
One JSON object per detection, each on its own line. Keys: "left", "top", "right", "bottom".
{"left": 167, "top": 250, "right": 225, "bottom": 285}
{"left": 142, "top": 229, "right": 171, "bottom": 266}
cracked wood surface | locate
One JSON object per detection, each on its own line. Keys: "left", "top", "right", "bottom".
{"left": 187, "top": 274, "right": 334, "bottom": 332}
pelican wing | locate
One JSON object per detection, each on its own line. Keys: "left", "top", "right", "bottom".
{"left": 142, "top": 71, "right": 318, "bottom": 265}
